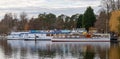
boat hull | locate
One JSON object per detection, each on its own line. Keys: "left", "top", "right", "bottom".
{"left": 6, "top": 37, "right": 24, "bottom": 40}
{"left": 52, "top": 38, "right": 110, "bottom": 42}
{"left": 24, "top": 38, "right": 51, "bottom": 41}
{"left": 24, "top": 37, "right": 52, "bottom": 41}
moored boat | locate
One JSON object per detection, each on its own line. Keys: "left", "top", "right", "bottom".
{"left": 52, "top": 32, "right": 110, "bottom": 42}
{"left": 6, "top": 31, "right": 52, "bottom": 40}
{"left": 6, "top": 32, "right": 28, "bottom": 40}
{"left": 24, "top": 33, "right": 52, "bottom": 41}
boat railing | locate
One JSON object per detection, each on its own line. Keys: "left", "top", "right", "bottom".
{"left": 53, "top": 33, "right": 110, "bottom": 39}
{"left": 53, "top": 35, "right": 86, "bottom": 39}
{"left": 92, "top": 33, "right": 110, "bottom": 39}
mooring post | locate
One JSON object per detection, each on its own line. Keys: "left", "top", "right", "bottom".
{"left": 35, "top": 34, "right": 36, "bottom": 41}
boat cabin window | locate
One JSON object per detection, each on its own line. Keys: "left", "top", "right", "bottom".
{"left": 46, "top": 34, "right": 53, "bottom": 36}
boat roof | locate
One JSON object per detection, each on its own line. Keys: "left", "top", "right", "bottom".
{"left": 29, "top": 30, "right": 70, "bottom": 34}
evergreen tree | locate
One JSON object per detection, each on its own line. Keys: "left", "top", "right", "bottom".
{"left": 83, "top": 6, "right": 96, "bottom": 31}
{"left": 76, "top": 14, "right": 83, "bottom": 28}
{"left": 45, "top": 13, "right": 56, "bottom": 29}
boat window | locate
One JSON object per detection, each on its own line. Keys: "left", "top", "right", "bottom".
{"left": 47, "top": 34, "right": 53, "bottom": 36}
{"left": 36, "top": 36, "right": 39, "bottom": 38}
{"left": 25, "top": 34, "right": 28, "bottom": 36}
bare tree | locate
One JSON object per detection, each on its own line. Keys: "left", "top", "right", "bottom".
{"left": 101, "top": 0, "right": 120, "bottom": 33}
{"left": 95, "top": 11, "right": 108, "bottom": 33}
{"left": 1, "top": 13, "right": 15, "bottom": 30}
{"left": 102, "top": 0, "right": 120, "bottom": 11}
{"left": 0, "top": 23, "right": 9, "bottom": 35}
{"left": 101, "top": 0, "right": 113, "bottom": 33}
{"left": 17, "top": 12, "right": 28, "bottom": 31}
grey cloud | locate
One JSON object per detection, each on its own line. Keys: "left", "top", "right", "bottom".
{"left": 0, "top": 0, "right": 101, "bottom": 19}
{"left": 0, "top": 6, "right": 100, "bottom": 19}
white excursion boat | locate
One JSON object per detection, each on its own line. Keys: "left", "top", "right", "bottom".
{"left": 24, "top": 33, "right": 52, "bottom": 41}
{"left": 6, "top": 32, "right": 28, "bottom": 40}
{"left": 6, "top": 31, "right": 52, "bottom": 40}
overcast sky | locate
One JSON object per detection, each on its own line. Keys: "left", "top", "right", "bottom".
{"left": 0, "top": 0, "right": 101, "bottom": 19}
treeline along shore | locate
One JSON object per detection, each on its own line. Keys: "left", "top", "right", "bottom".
{"left": 0, "top": 6, "right": 97, "bottom": 35}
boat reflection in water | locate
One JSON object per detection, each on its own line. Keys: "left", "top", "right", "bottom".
{"left": 0, "top": 40, "right": 119, "bottom": 59}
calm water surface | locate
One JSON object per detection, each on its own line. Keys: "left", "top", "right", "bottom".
{"left": 0, "top": 40, "right": 119, "bottom": 59}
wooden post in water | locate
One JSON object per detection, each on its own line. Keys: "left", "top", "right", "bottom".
{"left": 35, "top": 34, "right": 36, "bottom": 41}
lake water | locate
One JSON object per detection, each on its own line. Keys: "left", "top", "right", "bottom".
{"left": 0, "top": 40, "right": 119, "bottom": 59}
